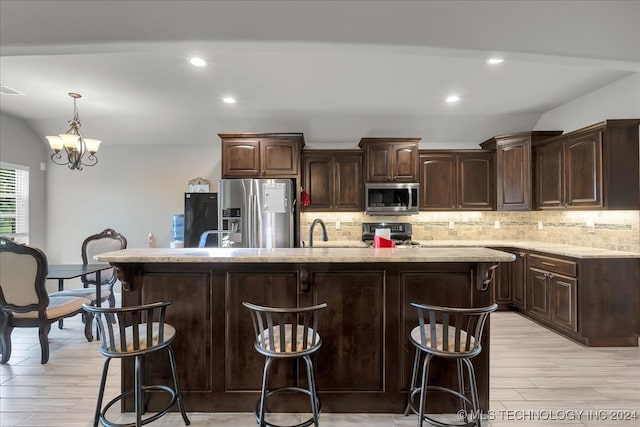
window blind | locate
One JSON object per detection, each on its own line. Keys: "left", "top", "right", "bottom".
{"left": 0, "top": 162, "right": 29, "bottom": 242}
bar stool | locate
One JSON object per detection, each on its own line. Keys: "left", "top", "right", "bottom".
{"left": 404, "top": 303, "right": 497, "bottom": 427}
{"left": 242, "top": 302, "right": 327, "bottom": 427}
{"left": 83, "top": 301, "right": 190, "bottom": 427}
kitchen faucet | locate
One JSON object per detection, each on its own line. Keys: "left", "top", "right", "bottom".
{"left": 309, "top": 218, "right": 328, "bottom": 247}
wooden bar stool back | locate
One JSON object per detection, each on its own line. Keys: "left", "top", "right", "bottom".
{"left": 404, "top": 303, "right": 497, "bottom": 427}
{"left": 243, "top": 301, "right": 327, "bottom": 427}
{"left": 83, "top": 301, "right": 190, "bottom": 427}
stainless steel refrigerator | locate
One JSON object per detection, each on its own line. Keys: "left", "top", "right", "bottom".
{"left": 218, "top": 179, "right": 295, "bottom": 248}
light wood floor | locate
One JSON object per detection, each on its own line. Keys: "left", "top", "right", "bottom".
{"left": 1, "top": 310, "right": 638, "bottom": 427}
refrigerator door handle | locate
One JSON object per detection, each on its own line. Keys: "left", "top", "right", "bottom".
{"left": 254, "top": 194, "right": 262, "bottom": 247}
{"left": 248, "top": 193, "right": 255, "bottom": 247}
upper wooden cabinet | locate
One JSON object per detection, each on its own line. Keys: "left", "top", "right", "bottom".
{"left": 219, "top": 133, "right": 304, "bottom": 178}
{"left": 419, "top": 151, "right": 494, "bottom": 210}
{"left": 533, "top": 119, "right": 640, "bottom": 210}
{"left": 358, "top": 138, "right": 420, "bottom": 182}
{"left": 481, "top": 131, "right": 562, "bottom": 211}
{"left": 302, "top": 150, "right": 363, "bottom": 211}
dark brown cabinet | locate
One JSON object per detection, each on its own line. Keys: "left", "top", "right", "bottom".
{"left": 302, "top": 150, "right": 362, "bottom": 211}
{"left": 527, "top": 253, "right": 578, "bottom": 333}
{"left": 511, "top": 251, "right": 527, "bottom": 310}
{"left": 358, "top": 137, "right": 420, "bottom": 182}
{"left": 419, "top": 151, "right": 494, "bottom": 210}
{"left": 493, "top": 248, "right": 527, "bottom": 310}
{"left": 495, "top": 248, "right": 639, "bottom": 347}
{"left": 311, "top": 268, "right": 385, "bottom": 392}
{"left": 533, "top": 119, "right": 640, "bottom": 210}
{"left": 219, "top": 133, "right": 304, "bottom": 178}
{"left": 481, "top": 131, "right": 562, "bottom": 211}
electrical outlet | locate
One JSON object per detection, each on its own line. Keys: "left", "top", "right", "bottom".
{"left": 335, "top": 221, "right": 341, "bottom": 230}
{"left": 537, "top": 221, "right": 543, "bottom": 230}
{"left": 494, "top": 220, "right": 500, "bottom": 229}
{"left": 586, "top": 219, "right": 595, "bottom": 233}
{"left": 448, "top": 221, "right": 455, "bottom": 230}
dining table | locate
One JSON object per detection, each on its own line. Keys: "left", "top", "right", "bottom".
{"left": 47, "top": 263, "right": 113, "bottom": 338}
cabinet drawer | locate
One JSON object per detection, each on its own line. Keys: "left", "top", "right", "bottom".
{"left": 528, "top": 254, "right": 577, "bottom": 277}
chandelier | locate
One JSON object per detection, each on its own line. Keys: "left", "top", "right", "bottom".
{"left": 46, "top": 93, "right": 101, "bottom": 170}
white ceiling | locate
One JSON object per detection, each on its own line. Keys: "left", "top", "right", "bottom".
{"left": 1, "top": 0, "right": 638, "bottom": 148}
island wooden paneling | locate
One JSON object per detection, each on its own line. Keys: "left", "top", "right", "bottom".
{"left": 117, "top": 260, "right": 500, "bottom": 414}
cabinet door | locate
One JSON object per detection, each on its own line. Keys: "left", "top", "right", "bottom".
{"left": 260, "top": 138, "right": 301, "bottom": 176}
{"left": 392, "top": 143, "right": 419, "bottom": 182}
{"left": 458, "top": 153, "right": 494, "bottom": 210}
{"left": 225, "top": 271, "right": 299, "bottom": 391}
{"left": 334, "top": 154, "right": 363, "bottom": 210}
{"left": 312, "top": 269, "right": 385, "bottom": 391}
{"left": 222, "top": 139, "right": 261, "bottom": 177}
{"left": 511, "top": 251, "right": 527, "bottom": 309}
{"left": 419, "top": 153, "right": 456, "bottom": 210}
{"left": 365, "top": 143, "right": 393, "bottom": 182}
{"left": 495, "top": 261, "right": 512, "bottom": 307}
{"left": 535, "top": 140, "right": 564, "bottom": 209}
{"left": 497, "top": 138, "right": 531, "bottom": 210}
{"left": 527, "top": 267, "right": 551, "bottom": 320}
{"left": 565, "top": 132, "right": 603, "bottom": 208}
{"left": 303, "top": 153, "right": 333, "bottom": 210}
{"left": 550, "top": 275, "right": 578, "bottom": 332}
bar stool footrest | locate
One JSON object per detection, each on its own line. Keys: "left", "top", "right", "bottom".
{"left": 99, "top": 384, "right": 179, "bottom": 427}
{"left": 406, "top": 386, "right": 479, "bottom": 427}
{"left": 255, "top": 386, "right": 322, "bottom": 427}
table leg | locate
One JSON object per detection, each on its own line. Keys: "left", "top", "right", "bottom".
{"left": 93, "top": 270, "right": 101, "bottom": 340}
{"left": 58, "top": 279, "right": 64, "bottom": 329}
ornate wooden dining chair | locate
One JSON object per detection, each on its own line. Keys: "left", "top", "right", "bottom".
{"left": 81, "top": 228, "right": 127, "bottom": 308}
{"left": 53, "top": 228, "right": 127, "bottom": 310}
{"left": 0, "top": 237, "right": 91, "bottom": 364}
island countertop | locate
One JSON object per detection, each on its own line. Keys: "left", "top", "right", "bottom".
{"left": 95, "top": 246, "right": 516, "bottom": 263}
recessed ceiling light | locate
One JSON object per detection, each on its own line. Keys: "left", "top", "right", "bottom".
{"left": 189, "top": 57, "right": 207, "bottom": 67}
{"left": 487, "top": 57, "right": 504, "bottom": 65}
{"left": 223, "top": 97, "right": 236, "bottom": 104}
{"left": 445, "top": 95, "right": 461, "bottom": 103}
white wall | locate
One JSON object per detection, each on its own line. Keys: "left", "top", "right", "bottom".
{"left": 45, "top": 143, "right": 219, "bottom": 264}
{"left": 0, "top": 112, "right": 48, "bottom": 249}
{"left": 534, "top": 73, "right": 640, "bottom": 132}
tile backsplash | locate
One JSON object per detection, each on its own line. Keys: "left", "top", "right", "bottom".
{"left": 301, "top": 210, "right": 640, "bottom": 252}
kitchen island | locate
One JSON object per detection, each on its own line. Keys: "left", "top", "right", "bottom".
{"left": 96, "top": 247, "right": 514, "bottom": 414}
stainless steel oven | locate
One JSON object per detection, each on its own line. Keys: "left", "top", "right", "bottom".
{"left": 364, "top": 182, "right": 419, "bottom": 215}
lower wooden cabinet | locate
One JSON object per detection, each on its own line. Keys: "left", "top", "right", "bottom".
{"left": 550, "top": 274, "right": 578, "bottom": 333}
{"left": 511, "top": 251, "right": 527, "bottom": 309}
{"left": 494, "top": 248, "right": 638, "bottom": 346}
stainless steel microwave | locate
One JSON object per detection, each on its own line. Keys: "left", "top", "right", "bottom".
{"left": 365, "top": 183, "right": 419, "bottom": 215}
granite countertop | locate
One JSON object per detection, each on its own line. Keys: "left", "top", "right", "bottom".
{"left": 305, "top": 239, "right": 640, "bottom": 259}
{"left": 414, "top": 240, "right": 640, "bottom": 259}
{"left": 95, "top": 247, "right": 515, "bottom": 263}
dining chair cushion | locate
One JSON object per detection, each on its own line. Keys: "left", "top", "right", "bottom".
{"left": 411, "top": 324, "right": 475, "bottom": 353}
{"left": 51, "top": 286, "right": 112, "bottom": 302}
{"left": 258, "top": 324, "right": 320, "bottom": 353}
{"left": 12, "top": 295, "right": 91, "bottom": 319}
{"left": 0, "top": 251, "right": 39, "bottom": 306}
{"left": 83, "top": 239, "right": 122, "bottom": 283}
{"left": 108, "top": 323, "right": 176, "bottom": 354}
